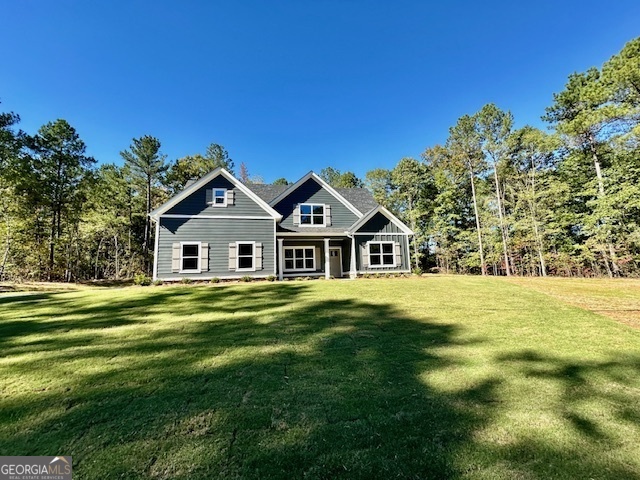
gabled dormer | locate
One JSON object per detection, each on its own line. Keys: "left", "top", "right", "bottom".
{"left": 268, "top": 172, "right": 363, "bottom": 231}
{"left": 150, "top": 168, "right": 281, "bottom": 220}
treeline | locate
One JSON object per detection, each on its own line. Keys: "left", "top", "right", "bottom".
{"left": 369, "top": 37, "right": 640, "bottom": 277}
{"left": 0, "top": 119, "right": 236, "bottom": 281}
{"left": 1, "top": 37, "right": 638, "bottom": 281}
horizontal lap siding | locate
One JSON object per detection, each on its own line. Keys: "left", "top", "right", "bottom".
{"left": 157, "top": 217, "right": 275, "bottom": 279}
{"left": 355, "top": 234, "right": 410, "bottom": 272}
{"left": 275, "top": 179, "right": 359, "bottom": 229}
{"left": 166, "top": 176, "right": 271, "bottom": 217}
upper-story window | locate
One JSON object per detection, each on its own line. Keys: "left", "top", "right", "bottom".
{"left": 212, "top": 188, "right": 227, "bottom": 207}
{"left": 300, "top": 204, "right": 325, "bottom": 226}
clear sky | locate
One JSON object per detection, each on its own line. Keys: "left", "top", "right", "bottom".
{"left": 1, "top": 1, "right": 639, "bottom": 182}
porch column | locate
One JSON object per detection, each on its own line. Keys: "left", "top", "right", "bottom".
{"left": 277, "top": 238, "right": 284, "bottom": 281}
{"left": 324, "top": 238, "right": 330, "bottom": 279}
{"left": 350, "top": 235, "right": 357, "bottom": 279}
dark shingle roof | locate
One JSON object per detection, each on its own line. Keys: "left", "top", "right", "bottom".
{"left": 335, "top": 188, "right": 378, "bottom": 214}
{"left": 247, "top": 184, "right": 288, "bottom": 203}
{"left": 248, "top": 183, "right": 378, "bottom": 215}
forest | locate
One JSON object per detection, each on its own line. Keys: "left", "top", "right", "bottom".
{"left": 0, "top": 37, "right": 638, "bottom": 281}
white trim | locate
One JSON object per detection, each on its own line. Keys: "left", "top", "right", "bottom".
{"left": 159, "top": 214, "right": 273, "bottom": 220}
{"left": 348, "top": 205, "right": 414, "bottom": 235}
{"left": 299, "top": 203, "right": 327, "bottom": 227}
{"left": 367, "top": 240, "right": 396, "bottom": 268}
{"left": 273, "top": 219, "right": 278, "bottom": 276}
{"left": 179, "top": 241, "right": 202, "bottom": 273}
{"left": 349, "top": 234, "right": 357, "bottom": 279}
{"left": 283, "top": 245, "right": 317, "bottom": 272}
{"left": 269, "top": 171, "right": 363, "bottom": 217}
{"left": 329, "top": 247, "right": 343, "bottom": 277}
{"left": 405, "top": 234, "right": 412, "bottom": 272}
{"left": 149, "top": 168, "right": 282, "bottom": 221}
{"left": 324, "top": 238, "right": 330, "bottom": 280}
{"left": 208, "top": 188, "right": 227, "bottom": 207}
{"left": 236, "top": 241, "right": 256, "bottom": 272}
{"left": 152, "top": 218, "right": 160, "bottom": 281}
{"left": 277, "top": 232, "right": 349, "bottom": 237}
{"left": 277, "top": 238, "right": 284, "bottom": 281}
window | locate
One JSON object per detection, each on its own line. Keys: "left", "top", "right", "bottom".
{"left": 368, "top": 241, "right": 395, "bottom": 267}
{"left": 236, "top": 242, "right": 255, "bottom": 271}
{"left": 211, "top": 188, "right": 227, "bottom": 207}
{"left": 300, "top": 204, "right": 325, "bottom": 226}
{"left": 181, "top": 243, "right": 200, "bottom": 272}
{"left": 284, "top": 247, "right": 315, "bottom": 271}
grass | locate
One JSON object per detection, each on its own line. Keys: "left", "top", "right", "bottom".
{"left": 0, "top": 276, "right": 639, "bottom": 479}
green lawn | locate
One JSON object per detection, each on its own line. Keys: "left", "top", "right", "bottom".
{"left": 1, "top": 277, "right": 639, "bottom": 479}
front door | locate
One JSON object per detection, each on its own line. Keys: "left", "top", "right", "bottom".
{"left": 329, "top": 248, "right": 342, "bottom": 277}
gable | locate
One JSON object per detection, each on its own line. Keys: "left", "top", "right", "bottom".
{"left": 275, "top": 178, "right": 360, "bottom": 229}
{"left": 165, "top": 176, "right": 270, "bottom": 217}
{"left": 349, "top": 206, "right": 413, "bottom": 235}
{"left": 353, "top": 211, "right": 406, "bottom": 234}
{"left": 150, "top": 168, "right": 281, "bottom": 220}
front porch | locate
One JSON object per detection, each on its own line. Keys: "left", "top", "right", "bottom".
{"left": 276, "top": 236, "right": 355, "bottom": 280}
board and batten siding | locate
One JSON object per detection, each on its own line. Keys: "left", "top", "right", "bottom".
{"left": 275, "top": 178, "right": 359, "bottom": 229}
{"left": 356, "top": 212, "right": 404, "bottom": 234}
{"left": 157, "top": 217, "right": 275, "bottom": 279}
{"left": 355, "top": 233, "right": 410, "bottom": 272}
{"left": 166, "top": 176, "right": 272, "bottom": 217}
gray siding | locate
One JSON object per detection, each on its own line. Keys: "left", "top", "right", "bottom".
{"left": 167, "top": 176, "right": 272, "bottom": 217}
{"left": 355, "top": 212, "right": 404, "bottom": 234}
{"left": 355, "top": 234, "right": 410, "bottom": 272}
{"left": 275, "top": 178, "right": 359, "bottom": 230}
{"left": 157, "top": 217, "right": 275, "bottom": 279}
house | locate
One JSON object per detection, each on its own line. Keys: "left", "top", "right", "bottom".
{"left": 150, "top": 168, "right": 413, "bottom": 281}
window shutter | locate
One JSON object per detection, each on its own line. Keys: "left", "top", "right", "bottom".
{"left": 172, "top": 243, "right": 181, "bottom": 272}
{"left": 226, "top": 190, "right": 235, "bottom": 205}
{"left": 205, "top": 189, "right": 213, "bottom": 205}
{"left": 228, "top": 243, "right": 237, "bottom": 270}
{"left": 293, "top": 204, "right": 300, "bottom": 226}
{"left": 255, "top": 242, "right": 263, "bottom": 270}
{"left": 361, "top": 243, "right": 369, "bottom": 268}
{"left": 325, "top": 204, "right": 332, "bottom": 226}
{"left": 200, "top": 242, "right": 209, "bottom": 271}
{"left": 395, "top": 242, "right": 402, "bottom": 267}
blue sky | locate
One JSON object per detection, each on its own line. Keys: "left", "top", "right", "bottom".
{"left": 1, "top": 1, "right": 639, "bottom": 182}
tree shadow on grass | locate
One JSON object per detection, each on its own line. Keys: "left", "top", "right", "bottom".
{"left": 489, "top": 350, "right": 640, "bottom": 479}
{"left": 1, "top": 284, "right": 639, "bottom": 479}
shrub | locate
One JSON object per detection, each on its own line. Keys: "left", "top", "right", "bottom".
{"left": 412, "top": 267, "right": 424, "bottom": 276}
{"left": 210, "top": 277, "right": 220, "bottom": 284}
{"left": 134, "top": 274, "right": 152, "bottom": 286}
{"left": 266, "top": 275, "right": 276, "bottom": 282}
{"left": 361, "top": 273, "right": 371, "bottom": 279}
{"left": 373, "top": 273, "right": 382, "bottom": 279}
{"left": 295, "top": 276, "right": 305, "bottom": 281}
{"left": 180, "top": 277, "right": 193, "bottom": 284}
{"left": 241, "top": 275, "right": 253, "bottom": 282}
{"left": 152, "top": 279, "right": 164, "bottom": 286}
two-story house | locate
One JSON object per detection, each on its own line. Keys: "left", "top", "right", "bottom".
{"left": 150, "top": 168, "right": 413, "bottom": 281}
